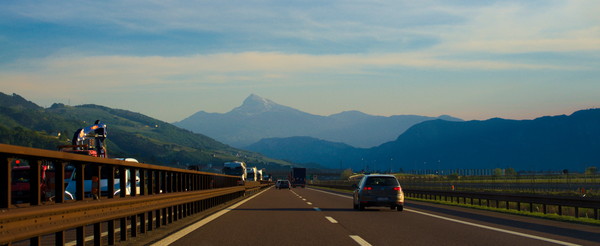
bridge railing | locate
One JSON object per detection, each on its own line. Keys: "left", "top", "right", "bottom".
{"left": 0, "top": 143, "right": 268, "bottom": 245}
{"left": 311, "top": 181, "right": 600, "bottom": 220}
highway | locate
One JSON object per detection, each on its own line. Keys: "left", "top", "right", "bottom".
{"left": 153, "top": 187, "right": 599, "bottom": 246}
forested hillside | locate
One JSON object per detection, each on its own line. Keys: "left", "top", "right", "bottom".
{"left": 0, "top": 92, "right": 292, "bottom": 170}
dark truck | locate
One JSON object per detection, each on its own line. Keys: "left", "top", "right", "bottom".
{"left": 291, "top": 168, "right": 306, "bottom": 188}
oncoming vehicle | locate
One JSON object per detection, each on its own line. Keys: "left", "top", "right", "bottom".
{"left": 275, "top": 180, "right": 291, "bottom": 189}
{"left": 353, "top": 174, "right": 404, "bottom": 211}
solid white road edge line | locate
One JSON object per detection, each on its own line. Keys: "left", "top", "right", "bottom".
{"left": 151, "top": 187, "right": 271, "bottom": 246}
{"left": 405, "top": 209, "right": 581, "bottom": 246}
{"left": 308, "top": 188, "right": 581, "bottom": 246}
{"left": 349, "top": 235, "right": 373, "bottom": 246}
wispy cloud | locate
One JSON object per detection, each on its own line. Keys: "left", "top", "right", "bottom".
{"left": 1, "top": 0, "right": 599, "bottom": 120}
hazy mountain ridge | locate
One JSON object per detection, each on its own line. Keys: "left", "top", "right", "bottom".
{"left": 174, "top": 94, "right": 462, "bottom": 148}
{"left": 248, "top": 109, "right": 600, "bottom": 172}
{"left": 0, "top": 92, "right": 293, "bottom": 170}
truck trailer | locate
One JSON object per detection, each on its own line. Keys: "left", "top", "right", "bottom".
{"left": 291, "top": 168, "right": 306, "bottom": 188}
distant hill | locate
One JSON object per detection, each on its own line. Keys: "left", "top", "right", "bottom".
{"left": 247, "top": 136, "right": 368, "bottom": 168}
{"left": 0, "top": 92, "right": 294, "bottom": 171}
{"left": 247, "top": 109, "right": 600, "bottom": 172}
{"left": 174, "top": 94, "right": 462, "bottom": 148}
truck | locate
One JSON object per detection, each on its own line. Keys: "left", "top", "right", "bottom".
{"left": 222, "top": 161, "right": 247, "bottom": 185}
{"left": 291, "top": 167, "right": 306, "bottom": 188}
{"left": 59, "top": 120, "right": 139, "bottom": 199}
{"left": 246, "top": 166, "right": 258, "bottom": 182}
{"left": 59, "top": 120, "right": 107, "bottom": 158}
{"left": 256, "top": 169, "right": 263, "bottom": 181}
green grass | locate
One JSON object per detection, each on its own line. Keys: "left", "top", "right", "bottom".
{"left": 407, "top": 197, "right": 600, "bottom": 226}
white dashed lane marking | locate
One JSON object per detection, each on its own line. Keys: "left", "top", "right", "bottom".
{"left": 325, "top": 216, "right": 338, "bottom": 224}
{"left": 350, "top": 235, "right": 372, "bottom": 246}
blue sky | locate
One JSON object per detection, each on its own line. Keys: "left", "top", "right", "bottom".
{"left": 1, "top": 0, "right": 599, "bottom": 122}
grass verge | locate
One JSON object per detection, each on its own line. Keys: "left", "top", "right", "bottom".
{"left": 309, "top": 185, "right": 600, "bottom": 226}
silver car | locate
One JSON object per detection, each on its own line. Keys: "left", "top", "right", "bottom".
{"left": 353, "top": 174, "right": 404, "bottom": 211}
{"left": 275, "top": 180, "right": 291, "bottom": 189}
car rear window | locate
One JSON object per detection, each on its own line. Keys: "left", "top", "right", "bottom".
{"left": 365, "top": 177, "right": 399, "bottom": 186}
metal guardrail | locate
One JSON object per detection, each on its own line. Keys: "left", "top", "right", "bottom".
{"left": 0, "top": 143, "right": 270, "bottom": 245}
{"left": 404, "top": 189, "right": 600, "bottom": 219}
{"left": 311, "top": 183, "right": 600, "bottom": 220}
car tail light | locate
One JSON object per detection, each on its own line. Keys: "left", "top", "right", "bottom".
{"left": 363, "top": 186, "right": 373, "bottom": 191}
{"left": 393, "top": 187, "right": 401, "bottom": 191}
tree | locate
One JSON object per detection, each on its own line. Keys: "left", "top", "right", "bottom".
{"left": 505, "top": 168, "right": 517, "bottom": 176}
{"left": 585, "top": 166, "right": 598, "bottom": 175}
{"left": 447, "top": 173, "right": 459, "bottom": 180}
{"left": 493, "top": 168, "right": 504, "bottom": 177}
{"left": 340, "top": 168, "right": 354, "bottom": 180}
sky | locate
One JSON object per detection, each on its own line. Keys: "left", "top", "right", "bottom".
{"left": 1, "top": 0, "right": 599, "bottom": 122}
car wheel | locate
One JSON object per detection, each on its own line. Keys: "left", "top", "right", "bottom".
{"left": 359, "top": 204, "right": 365, "bottom": 211}
{"left": 390, "top": 205, "right": 395, "bottom": 210}
{"left": 396, "top": 205, "right": 404, "bottom": 211}
{"left": 353, "top": 200, "right": 358, "bottom": 210}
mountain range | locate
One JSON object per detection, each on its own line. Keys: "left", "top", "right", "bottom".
{"left": 0, "top": 92, "right": 295, "bottom": 171}
{"left": 174, "top": 94, "right": 462, "bottom": 148}
{"left": 4, "top": 92, "right": 598, "bottom": 173}
{"left": 247, "top": 109, "right": 600, "bottom": 172}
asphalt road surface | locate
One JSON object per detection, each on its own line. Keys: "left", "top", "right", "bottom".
{"left": 154, "top": 187, "right": 599, "bottom": 246}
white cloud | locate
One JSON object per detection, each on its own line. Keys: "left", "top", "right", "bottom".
{"left": 0, "top": 50, "right": 583, "bottom": 101}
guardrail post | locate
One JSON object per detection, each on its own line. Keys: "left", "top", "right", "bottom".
{"left": 77, "top": 226, "right": 85, "bottom": 246}
{"left": 130, "top": 167, "right": 137, "bottom": 197}
{"left": 1, "top": 155, "right": 11, "bottom": 208}
{"left": 107, "top": 166, "right": 115, "bottom": 198}
{"left": 140, "top": 169, "right": 146, "bottom": 196}
{"left": 108, "top": 220, "right": 115, "bottom": 245}
{"left": 131, "top": 214, "right": 138, "bottom": 238}
{"left": 119, "top": 166, "right": 127, "bottom": 198}
{"left": 75, "top": 162, "right": 85, "bottom": 201}
{"left": 55, "top": 231, "right": 65, "bottom": 245}
{"left": 29, "top": 159, "right": 41, "bottom": 205}
{"left": 30, "top": 236, "right": 40, "bottom": 246}
{"left": 161, "top": 171, "right": 166, "bottom": 194}
{"left": 94, "top": 222, "right": 102, "bottom": 245}
{"left": 54, "top": 161, "right": 65, "bottom": 203}
{"left": 89, "top": 164, "right": 100, "bottom": 200}
{"left": 120, "top": 217, "right": 127, "bottom": 241}
{"left": 141, "top": 212, "right": 148, "bottom": 233}
{"left": 146, "top": 170, "right": 153, "bottom": 195}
